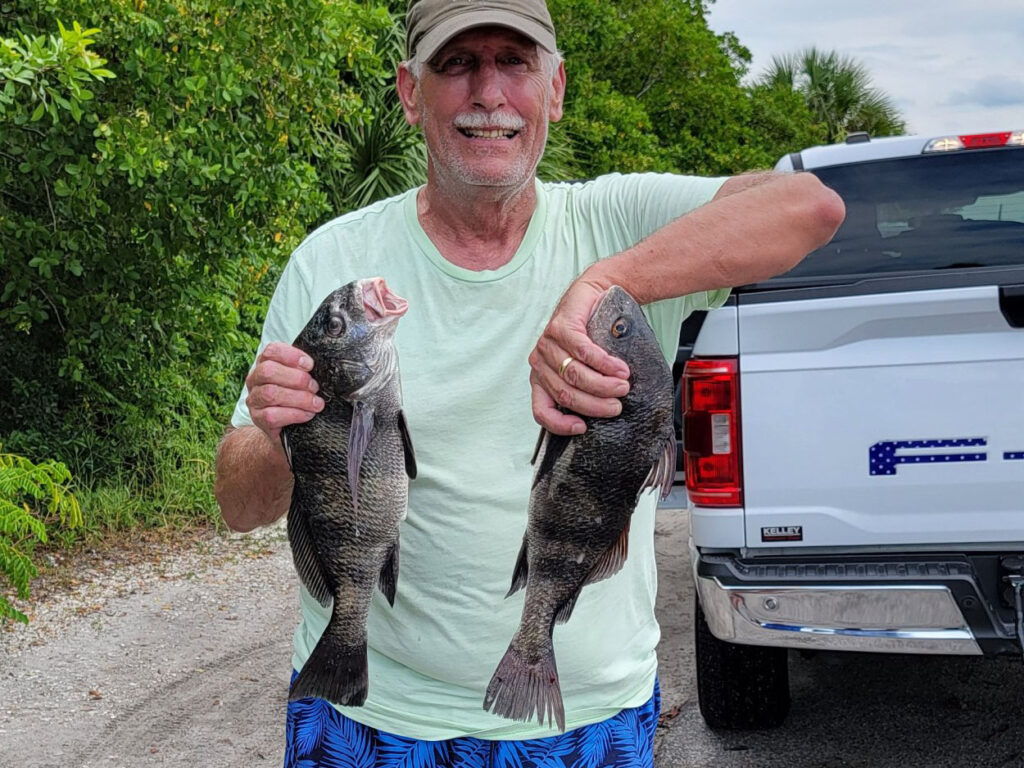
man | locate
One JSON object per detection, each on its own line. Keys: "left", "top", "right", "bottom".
{"left": 215, "top": 0, "right": 845, "bottom": 764}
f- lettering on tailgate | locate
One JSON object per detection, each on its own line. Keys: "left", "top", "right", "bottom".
{"left": 738, "top": 284, "right": 1024, "bottom": 549}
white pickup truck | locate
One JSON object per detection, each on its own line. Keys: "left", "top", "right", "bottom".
{"left": 682, "top": 130, "right": 1024, "bottom": 729}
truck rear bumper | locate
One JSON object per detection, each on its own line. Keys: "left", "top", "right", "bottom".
{"left": 691, "top": 542, "right": 994, "bottom": 655}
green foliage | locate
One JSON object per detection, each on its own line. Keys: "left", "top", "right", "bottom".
{"left": 0, "top": 20, "right": 114, "bottom": 124}
{"left": 319, "top": 12, "right": 427, "bottom": 211}
{"left": 0, "top": 2, "right": 394, "bottom": 513}
{"left": 744, "top": 82, "right": 827, "bottom": 162}
{"left": 758, "top": 47, "right": 906, "bottom": 143}
{"left": 0, "top": 447, "right": 81, "bottom": 623}
{"left": 548, "top": 0, "right": 824, "bottom": 176}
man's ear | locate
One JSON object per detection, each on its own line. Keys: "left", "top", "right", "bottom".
{"left": 548, "top": 60, "right": 566, "bottom": 123}
{"left": 397, "top": 63, "right": 422, "bottom": 126}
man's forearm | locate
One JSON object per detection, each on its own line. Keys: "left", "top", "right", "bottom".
{"left": 214, "top": 425, "right": 293, "bottom": 532}
{"left": 581, "top": 172, "right": 845, "bottom": 302}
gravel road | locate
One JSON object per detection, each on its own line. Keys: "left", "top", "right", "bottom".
{"left": 3, "top": 502, "right": 1024, "bottom": 768}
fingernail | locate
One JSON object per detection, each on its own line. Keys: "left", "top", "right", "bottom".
{"left": 616, "top": 382, "right": 629, "bottom": 396}
{"left": 571, "top": 423, "right": 586, "bottom": 435}
{"left": 308, "top": 379, "right": 319, "bottom": 393}
{"left": 611, "top": 401, "right": 623, "bottom": 416}
{"left": 313, "top": 396, "right": 324, "bottom": 410}
{"left": 300, "top": 356, "right": 314, "bottom": 370}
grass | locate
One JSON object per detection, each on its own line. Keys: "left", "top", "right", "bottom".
{"left": 34, "top": 418, "right": 226, "bottom": 553}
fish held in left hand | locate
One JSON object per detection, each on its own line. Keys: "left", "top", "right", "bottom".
{"left": 281, "top": 277, "right": 416, "bottom": 707}
{"left": 483, "top": 285, "right": 676, "bottom": 732}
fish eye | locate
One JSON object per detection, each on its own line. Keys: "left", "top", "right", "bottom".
{"left": 327, "top": 315, "right": 345, "bottom": 337}
{"left": 611, "top": 317, "right": 630, "bottom": 338}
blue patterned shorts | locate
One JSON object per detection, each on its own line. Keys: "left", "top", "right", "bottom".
{"left": 284, "top": 672, "right": 660, "bottom": 768}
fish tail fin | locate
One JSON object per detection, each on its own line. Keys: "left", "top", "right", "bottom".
{"left": 288, "top": 623, "right": 367, "bottom": 707}
{"left": 483, "top": 640, "right": 565, "bottom": 732}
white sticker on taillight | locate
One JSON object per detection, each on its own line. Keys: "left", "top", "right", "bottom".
{"left": 711, "top": 413, "right": 731, "bottom": 454}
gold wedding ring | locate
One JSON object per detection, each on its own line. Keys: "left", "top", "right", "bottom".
{"left": 558, "top": 356, "right": 574, "bottom": 378}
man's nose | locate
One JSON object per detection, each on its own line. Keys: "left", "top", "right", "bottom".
{"left": 470, "top": 61, "right": 506, "bottom": 111}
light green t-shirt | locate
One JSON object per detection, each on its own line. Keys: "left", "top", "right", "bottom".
{"left": 231, "top": 173, "right": 728, "bottom": 740}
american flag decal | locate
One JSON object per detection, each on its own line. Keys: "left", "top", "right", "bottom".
{"left": 869, "top": 438, "right": 988, "bottom": 476}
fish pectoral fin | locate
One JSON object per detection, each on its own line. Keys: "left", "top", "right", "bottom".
{"left": 583, "top": 518, "right": 631, "bottom": 588}
{"left": 286, "top": 497, "right": 332, "bottom": 607}
{"left": 347, "top": 401, "right": 375, "bottom": 511}
{"left": 378, "top": 539, "right": 400, "bottom": 606}
{"left": 398, "top": 409, "right": 417, "bottom": 480}
{"left": 639, "top": 434, "right": 676, "bottom": 502}
{"left": 532, "top": 430, "right": 571, "bottom": 489}
{"left": 506, "top": 537, "right": 530, "bottom": 597}
{"left": 530, "top": 428, "right": 547, "bottom": 466}
{"left": 280, "top": 430, "right": 293, "bottom": 472}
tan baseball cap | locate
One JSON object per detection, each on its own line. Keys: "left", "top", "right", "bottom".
{"left": 406, "top": 0, "right": 557, "bottom": 65}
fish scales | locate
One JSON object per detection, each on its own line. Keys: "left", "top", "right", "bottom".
{"left": 282, "top": 278, "right": 416, "bottom": 708}
{"left": 484, "top": 285, "right": 676, "bottom": 732}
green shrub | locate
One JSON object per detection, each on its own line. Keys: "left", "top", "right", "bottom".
{"left": 0, "top": 447, "right": 81, "bottom": 623}
{"left": 0, "top": 1, "right": 396, "bottom": 515}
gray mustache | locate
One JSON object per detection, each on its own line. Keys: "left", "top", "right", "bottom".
{"left": 453, "top": 112, "right": 526, "bottom": 131}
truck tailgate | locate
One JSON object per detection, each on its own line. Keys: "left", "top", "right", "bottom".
{"left": 738, "top": 284, "right": 1024, "bottom": 549}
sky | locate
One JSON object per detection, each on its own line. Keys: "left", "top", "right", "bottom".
{"left": 704, "top": 0, "right": 1024, "bottom": 137}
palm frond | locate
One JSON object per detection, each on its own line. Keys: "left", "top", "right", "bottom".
{"left": 757, "top": 47, "right": 905, "bottom": 143}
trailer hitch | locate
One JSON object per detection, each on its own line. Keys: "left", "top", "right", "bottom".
{"left": 1002, "top": 556, "right": 1024, "bottom": 659}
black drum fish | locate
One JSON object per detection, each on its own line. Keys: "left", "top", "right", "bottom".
{"left": 282, "top": 277, "right": 416, "bottom": 707}
{"left": 484, "top": 285, "right": 676, "bottom": 731}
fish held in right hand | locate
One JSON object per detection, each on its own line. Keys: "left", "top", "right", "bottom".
{"left": 281, "top": 277, "right": 416, "bottom": 708}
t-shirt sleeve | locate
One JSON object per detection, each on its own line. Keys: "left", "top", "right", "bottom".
{"left": 230, "top": 251, "right": 317, "bottom": 429}
{"left": 587, "top": 173, "right": 732, "bottom": 363}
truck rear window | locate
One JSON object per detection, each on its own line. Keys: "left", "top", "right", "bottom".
{"left": 779, "top": 148, "right": 1024, "bottom": 279}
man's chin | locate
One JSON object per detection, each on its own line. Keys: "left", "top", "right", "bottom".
{"left": 446, "top": 161, "right": 538, "bottom": 191}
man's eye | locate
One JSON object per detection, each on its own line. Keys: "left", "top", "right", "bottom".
{"left": 502, "top": 55, "right": 530, "bottom": 69}
{"left": 439, "top": 55, "right": 472, "bottom": 72}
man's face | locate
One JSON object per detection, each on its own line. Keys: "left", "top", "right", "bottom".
{"left": 398, "top": 27, "right": 565, "bottom": 192}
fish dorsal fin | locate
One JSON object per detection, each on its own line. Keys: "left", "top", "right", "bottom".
{"left": 506, "top": 537, "right": 529, "bottom": 597}
{"left": 638, "top": 434, "right": 676, "bottom": 503}
{"left": 398, "top": 409, "right": 417, "bottom": 480}
{"left": 378, "top": 539, "right": 400, "bottom": 606}
{"left": 286, "top": 496, "right": 332, "bottom": 607}
{"left": 348, "top": 400, "right": 375, "bottom": 512}
{"left": 583, "top": 518, "right": 631, "bottom": 587}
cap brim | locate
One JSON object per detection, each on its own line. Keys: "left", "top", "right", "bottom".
{"left": 414, "top": 10, "right": 556, "bottom": 64}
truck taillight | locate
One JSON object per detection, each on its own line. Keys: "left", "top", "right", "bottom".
{"left": 683, "top": 357, "right": 742, "bottom": 507}
{"left": 923, "top": 130, "right": 1024, "bottom": 152}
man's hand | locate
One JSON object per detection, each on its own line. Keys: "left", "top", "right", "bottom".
{"left": 528, "top": 277, "right": 631, "bottom": 435}
{"left": 245, "top": 342, "right": 324, "bottom": 445}
{"left": 216, "top": 341, "right": 320, "bottom": 533}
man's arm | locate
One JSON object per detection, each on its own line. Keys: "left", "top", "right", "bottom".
{"left": 528, "top": 171, "right": 845, "bottom": 435}
{"left": 214, "top": 342, "right": 324, "bottom": 532}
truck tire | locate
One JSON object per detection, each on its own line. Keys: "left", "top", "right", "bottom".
{"left": 694, "top": 592, "right": 790, "bottom": 729}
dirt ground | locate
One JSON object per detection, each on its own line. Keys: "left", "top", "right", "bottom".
{"left": 0, "top": 507, "right": 696, "bottom": 768}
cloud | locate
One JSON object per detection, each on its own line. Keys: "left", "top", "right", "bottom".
{"left": 705, "top": 0, "right": 1024, "bottom": 135}
{"left": 949, "top": 78, "right": 1024, "bottom": 108}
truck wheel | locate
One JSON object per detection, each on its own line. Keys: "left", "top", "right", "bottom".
{"left": 694, "top": 592, "right": 790, "bottom": 729}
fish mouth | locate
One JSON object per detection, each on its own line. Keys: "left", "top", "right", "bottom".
{"left": 360, "top": 278, "right": 408, "bottom": 325}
